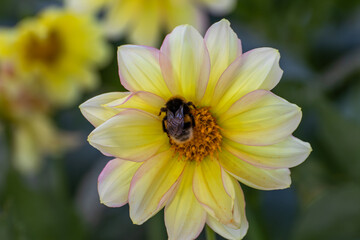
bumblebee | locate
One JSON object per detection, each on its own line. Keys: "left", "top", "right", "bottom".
{"left": 159, "top": 97, "right": 196, "bottom": 144}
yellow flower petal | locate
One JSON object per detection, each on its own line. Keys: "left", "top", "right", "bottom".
{"left": 219, "top": 150, "right": 291, "bottom": 190}
{"left": 160, "top": 25, "right": 210, "bottom": 103}
{"left": 106, "top": 91, "right": 166, "bottom": 116}
{"left": 129, "top": 150, "right": 186, "bottom": 224}
{"left": 13, "top": 122, "right": 42, "bottom": 174}
{"left": 67, "top": 0, "right": 236, "bottom": 46}
{"left": 76, "top": 68, "right": 100, "bottom": 91}
{"left": 103, "top": 0, "right": 140, "bottom": 39}
{"left": 65, "top": 0, "right": 107, "bottom": 13}
{"left": 165, "top": 162, "right": 206, "bottom": 240}
{"left": 13, "top": 114, "right": 60, "bottom": 174}
{"left": 201, "top": 19, "right": 242, "bottom": 106}
{"left": 80, "top": 92, "right": 130, "bottom": 127}
{"left": 128, "top": 1, "right": 161, "bottom": 46}
{"left": 223, "top": 136, "right": 312, "bottom": 169}
{"left": 218, "top": 90, "right": 302, "bottom": 146}
{"left": 207, "top": 178, "right": 248, "bottom": 240}
{"left": 211, "top": 48, "right": 283, "bottom": 115}
{"left": 88, "top": 109, "right": 169, "bottom": 161}
{"left": 200, "top": 0, "right": 237, "bottom": 15}
{"left": 98, "top": 158, "right": 142, "bottom": 207}
{"left": 41, "top": 73, "right": 81, "bottom": 107}
{"left": 163, "top": 1, "right": 203, "bottom": 33}
{"left": 193, "top": 158, "right": 238, "bottom": 228}
{"left": 117, "top": 45, "right": 172, "bottom": 99}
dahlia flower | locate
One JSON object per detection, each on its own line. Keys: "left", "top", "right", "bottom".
{"left": 66, "top": 0, "right": 236, "bottom": 46}
{"left": 0, "top": 8, "right": 110, "bottom": 106}
{"left": 80, "top": 19, "right": 311, "bottom": 240}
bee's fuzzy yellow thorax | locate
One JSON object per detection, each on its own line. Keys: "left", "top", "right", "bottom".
{"left": 170, "top": 107, "right": 222, "bottom": 162}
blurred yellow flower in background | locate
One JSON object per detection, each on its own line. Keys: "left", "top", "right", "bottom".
{"left": 66, "top": 0, "right": 236, "bottom": 46}
{"left": 0, "top": 63, "right": 60, "bottom": 174}
{"left": 80, "top": 19, "right": 312, "bottom": 239}
{"left": 0, "top": 8, "right": 110, "bottom": 107}
{"left": 0, "top": 7, "right": 106, "bottom": 173}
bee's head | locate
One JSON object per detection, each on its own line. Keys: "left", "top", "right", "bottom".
{"left": 166, "top": 97, "right": 185, "bottom": 114}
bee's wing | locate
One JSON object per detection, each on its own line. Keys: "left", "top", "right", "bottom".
{"left": 167, "top": 107, "right": 184, "bottom": 137}
{"left": 175, "top": 105, "right": 184, "bottom": 119}
{"left": 167, "top": 110, "right": 175, "bottom": 122}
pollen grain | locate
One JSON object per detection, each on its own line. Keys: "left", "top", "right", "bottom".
{"left": 170, "top": 107, "right": 222, "bottom": 162}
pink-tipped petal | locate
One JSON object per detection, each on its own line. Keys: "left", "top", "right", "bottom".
{"left": 88, "top": 109, "right": 169, "bottom": 162}
{"left": 201, "top": 19, "right": 242, "bottom": 106}
{"left": 219, "top": 150, "right": 291, "bottom": 190}
{"left": 160, "top": 24, "right": 210, "bottom": 103}
{"left": 106, "top": 91, "right": 166, "bottom": 116}
{"left": 128, "top": 150, "right": 186, "bottom": 224}
{"left": 193, "top": 158, "right": 239, "bottom": 228}
{"left": 117, "top": 45, "right": 172, "bottom": 99}
{"left": 98, "top": 158, "right": 142, "bottom": 207}
{"left": 207, "top": 177, "right": 248, "bottom": 240}
{"left": 211, "top": 48, "right": 283, "bottom": 115}
{"left": 223, "top": 136, "right": 312, "bottom": 169}
{"left": 218, "top": 90, "right": 302, "bottom": 146}
{"left": 165, "top": 162, "right": 206, "bottom": 240}
{"left": 79, "top": 92, "right": 130, "bottom": 127}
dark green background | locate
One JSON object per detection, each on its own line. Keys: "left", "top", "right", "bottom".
{"left": 1, "top": 0, "right": 360, "bottom": 239}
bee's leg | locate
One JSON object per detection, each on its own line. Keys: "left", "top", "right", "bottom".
{"left": 158, "top": 107, "right": 167, "bottom": 116}
{"left": 187, "top": 102, "right": 197, "bottom": 109}
{"left": 162, "top": 116, "right": 168, "bottom": 133}
{"left": 189, "top": 113, "right": 196, "bottom": 127}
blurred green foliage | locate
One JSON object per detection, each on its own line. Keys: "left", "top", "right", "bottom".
{"left": 0, "top": 0, "right": 360, "bottom": 239}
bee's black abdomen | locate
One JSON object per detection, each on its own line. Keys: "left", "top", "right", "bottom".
{"left": 183, "top": 122, "right": 192, "bottom": 129}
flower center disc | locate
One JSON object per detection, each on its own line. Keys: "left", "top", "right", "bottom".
{"left": 170, "top": 107, "right": 222, "bottom": 162}
{"left": 25, "top": 30, "right": 62, "bottom": 64}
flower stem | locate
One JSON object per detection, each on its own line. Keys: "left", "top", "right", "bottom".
{"left": 205, "top": 225, "right": 216, "bottom": 240}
